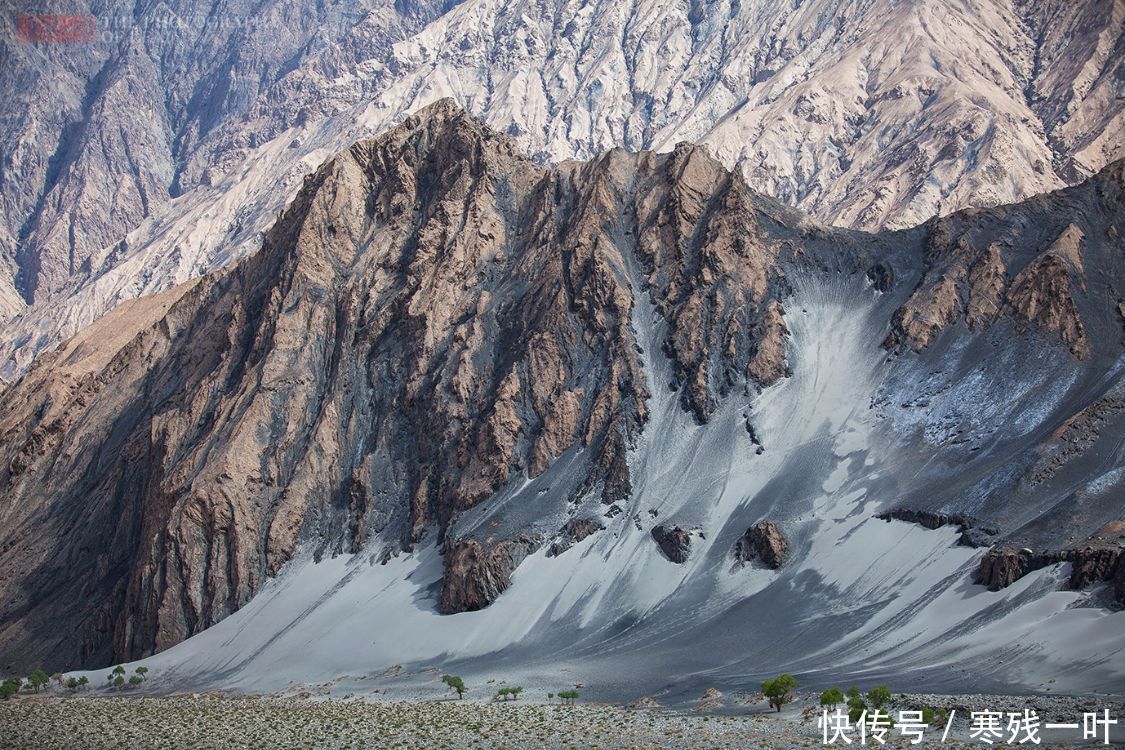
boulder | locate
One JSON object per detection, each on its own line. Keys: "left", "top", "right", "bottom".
{"left": 651, "top": 525, "right": 693, "bottom": 564}
{"left": 734, "top": 520, "right": 788, "bottom": 569}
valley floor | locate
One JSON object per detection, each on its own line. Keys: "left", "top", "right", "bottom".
{"left": 1, "top": 693, "right": 1122, "bottom": 749}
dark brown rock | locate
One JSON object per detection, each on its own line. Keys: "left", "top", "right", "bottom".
{"left": 1067, "top": 546, "right": 1124, "bottom": 591}
{"left": 651, "top": 525, "right": 693, "bottom": 564}
{"left": 733, "top": 521, "right": 788, "bottom": 569}
{"left": 974, "top": 541, "right": 1125, "bottom": 603}
{"left": 973, "top": 548, "right": 1032, "bottom": 591}
{"left": 876, "top": 508, "right": 998, "bottom": 548}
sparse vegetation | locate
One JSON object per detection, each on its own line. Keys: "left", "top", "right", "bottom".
{"left": 0, "top": 695, "right": 808, "bottom": 748}
{"left": 558, "top": 689, "right": 580, "bottom": 704}
{"left": 495, "top": 686, "right": 523, "bottom": 701}
{"left": 761, "top": 673, "right": 797, "bottom": 712}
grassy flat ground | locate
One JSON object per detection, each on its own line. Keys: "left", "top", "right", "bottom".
{"left": 3, "top": 693, "right": 1120, "bottom": 749}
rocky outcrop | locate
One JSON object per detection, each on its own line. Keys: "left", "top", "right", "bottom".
{"left": 733, "top": 521, "right": 788, "bottom": 569}
{"left": 974, "top": 541, "right": 1125, "bottom": 603}
{"left": 439, "top": 536, "right": 539, "bottom": 614}
{"left": 883, "top": 173, "right": 1124, "bottom": 357}
{"left": 547, "top": 518, "right": 604, "bottom": 558}
{"left": 974, "top": 548, "right": 1034, "bottom": 591}
{"left": 651, "top": 526, "right": 695, "bottom": 564}
{"left": 866, "top": 262, "right": 895, "bottom": 293}
{"left": 876, "top": 509, "right": 999, "bottom": 548}
{"left": 1029, "top": 392, "right": 1125, "bottom": 486}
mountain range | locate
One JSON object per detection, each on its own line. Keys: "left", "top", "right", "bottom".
{"left": 0, "top": 0, "right": 1121, "bottom": 380}
{"left": 0, "top": 101, "right": 1121, "bottom": 695}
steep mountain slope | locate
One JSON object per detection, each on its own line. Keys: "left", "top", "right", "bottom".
{"left": 0, "top": 103, "right": 1121, "bottom": 688}
{"left": 1, "top": 0, "right": 1121, "bottom": 376}
{"left": 0, "top": 0, "right": 446, "bottom": 305}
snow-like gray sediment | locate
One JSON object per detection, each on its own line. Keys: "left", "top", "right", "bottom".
{"left": 118, "top": 281, "right": 1125, "bottom": 697}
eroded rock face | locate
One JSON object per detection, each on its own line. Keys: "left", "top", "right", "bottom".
{"left": 733, "top": 521, "right": 788, "bottom": 569}
{"left": 439, "top": 536, "right": 539, "bottom": 614}
{"left": 651, "top": 525, "right": 694, "bottom": 564}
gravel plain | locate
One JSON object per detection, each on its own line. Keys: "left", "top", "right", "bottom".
{"left": 2, "top": 690, "right": 1123, "bottom": 749}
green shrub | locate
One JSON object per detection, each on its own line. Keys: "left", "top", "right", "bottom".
{"left": 0, "top": 677, "right": 20, "bottom": 700}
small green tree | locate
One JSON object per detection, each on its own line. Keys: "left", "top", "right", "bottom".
{"left": 558, "top": 689, "right": 579, "bottom": 704}
{"left": 135, "top": 666, "right": 149, "bottom": 681}
{"left": 128, "top": 675, "right": 143, "bottom": 688}
{"left": 28, "top": 670, "right": 49, "bottom": 693}
{"left": 819, "top": 687, "right": 845, "bottom": 710}
{"left": 441, "top": 674, "right": 466, "bottom": 699}
{"left": 846, "top": 686, "right": 867, "bottom": 723}
{"left": 66, "top": 677, "right": 79, "bottom": 691}
{"left": 866, "top": 685, "right": 891, "bottom": 711}
{"left": 112, "top": 675, "right": 125, "bottom": 690}
{"left": 761, "top": 673, "right": 798, "bottom": 712}
{"left": 77, "top": 676, "right": 89, "bottom": 690}
{"left": 547, "top": 692, "right": 554, "bottom": 702}
{"left": 112, "top": 666, "right": 126, "bottom": 676}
